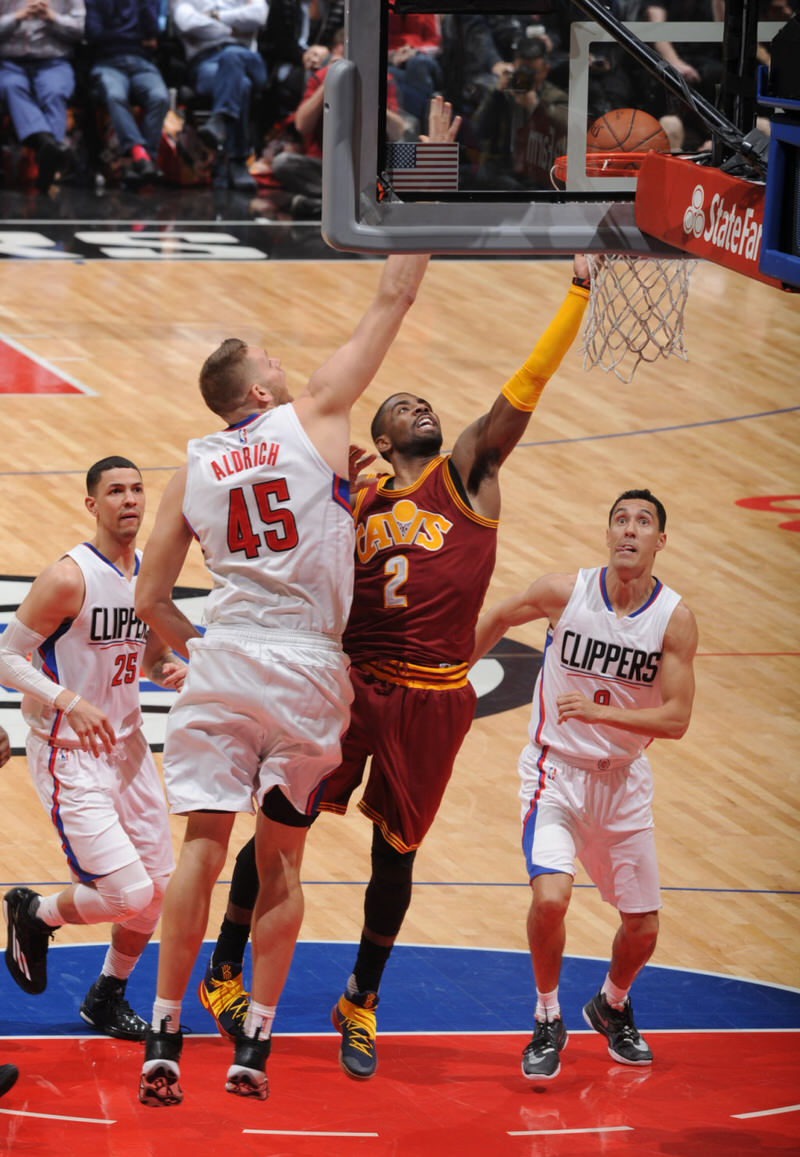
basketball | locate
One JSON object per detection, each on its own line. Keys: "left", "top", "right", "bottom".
{"left": 586, "top": 107, "right": 670, "bottom": 154}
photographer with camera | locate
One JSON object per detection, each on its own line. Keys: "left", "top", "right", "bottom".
{"left": 474, "top": 37, "right": 569, "bottom": 191}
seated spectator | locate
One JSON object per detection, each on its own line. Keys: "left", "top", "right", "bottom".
{"left": 84, "top": 0, "right": 168, "bottom": 189}
{"left": 643, "top": 0, "right": 724, "bottom": 151}
{"left": 264, "top": 23, "right": 342, "bottom": 218}
{"left": 307, "top": 0, "right": 341, "bottom": 48}
{"left": 439, "top": 12, "right": 513, "bottom": 122}
{"left": 0, "top": 0, "right": 85, "bottom": 190}
{"left": 255, "top": 27, "right": 406, "bottom": 220}
{"left": 387, "top": 10, "right": 441, "bottom": 132}
{"left": 258, "top": 0, "right": 328, "bottom": 129}
{"left": 170, "top": 0, "right": 267, "bottom": 192}
{"left": 474, "top": 36, "right": 568, "bottom": 191}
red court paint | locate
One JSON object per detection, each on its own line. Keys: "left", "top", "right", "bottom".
{"left": 0, "top": 337, "right": 86, "bottom": 395}
{"left": 1, "top": 1030, "right": 797, "bottom": 1156}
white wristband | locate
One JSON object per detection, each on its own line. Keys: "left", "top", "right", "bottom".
{"left": 63, "top": 694, "right": 81, "bottom": 715}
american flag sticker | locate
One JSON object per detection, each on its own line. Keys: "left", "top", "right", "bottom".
{"left": 384, "top": 141, "right": 459, "bottom": 191}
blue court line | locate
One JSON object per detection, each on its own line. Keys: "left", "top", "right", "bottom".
{"left": 0, "top": 406, "right": 797, "bottom": 477}
{"left": 520, "top": 406, "right": 799, "bottom": 447}
{"left": 0, "top": 466, "right": 180, "bottom": 476}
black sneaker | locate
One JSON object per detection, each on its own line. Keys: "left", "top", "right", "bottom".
{"left": 139, "top": 1021, "right": 183, "bottom": 1107}
{"left": 80, "top": 974, "right": 148, "bottom": 1041}
{"left": 331, "top": 990, "right": 378, "bottom": 1080}
{"left": 3, "top": 887, "right": 58, "bottom": 994}
{"left": 582, "top": 990, "right": 653, "bottom": 1065}
{"left": 225, "top": 1030, "right": 270, "bottom": 1099}
{"left": 0, "top": 1064, "right": 18, "bottom": 1098}
{"left": 122, "top": 157, "right": 162, "bottom": 189}
{"left": 521, "top": 1016, "right": 568, "bottom": 1080}
{"left": 198, "top": 114, "right": 228, "bottom": 152}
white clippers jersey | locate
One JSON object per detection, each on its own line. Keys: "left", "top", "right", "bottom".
{"left": 528, "top": 566, "right": 682, "bottom": 769}
{"left": 24, "top": 543, "right": 148, "bottom": 745}
{"left": 183, "top": 405, "right": 354, "bottom": 636}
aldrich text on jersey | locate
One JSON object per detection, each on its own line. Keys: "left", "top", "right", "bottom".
{"left": 210, "top": 442, "right": 280, "bottom": 481}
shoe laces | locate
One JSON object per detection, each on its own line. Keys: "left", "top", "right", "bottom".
{"left": 529, "top": 1018, "right": 561, "bottom": 1053}
{"left": 109, "top": 993, "right": 139, "bottom": 1019}
{"left": 608, "top": 1000, "right": 640, "bottom": 1042}
{"left": 341, "top": 1005, "right": 376, "bottom": 1057}
{"left": 206, "top": 970, "right": 249, "bottom": 1016}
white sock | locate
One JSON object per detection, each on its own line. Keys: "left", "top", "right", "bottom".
{"left": 101, "top": 946, "right": 139, "bottom": 981}
{"left": 535, "top": 987, "right": 561, "bottom": 1021}
{"left": 35, "top": 894, "right": 63, "bottom": 927}
{"left": 151, "top": 997, "right": 182, "bottom": 1033}
{"left": 243, "top": 1001, "right": 276, "bottom": 1040}
{"left": 601, "top": 973, "right": 629, "bottom": 1010}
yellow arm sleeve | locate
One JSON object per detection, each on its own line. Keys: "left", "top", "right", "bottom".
{"left": 500, "top": 282, "right": 590, "bottom": 412}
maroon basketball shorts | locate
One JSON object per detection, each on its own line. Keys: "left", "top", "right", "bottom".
{"left": 317, "top": 664, "right": 477, "bottom": 852}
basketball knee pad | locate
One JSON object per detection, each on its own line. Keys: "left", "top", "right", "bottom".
{"left": 119, "top": 871, "right": 170, "bottom": 935}
{"left": 71, "top": 861, "right": 155, "bottom": 926}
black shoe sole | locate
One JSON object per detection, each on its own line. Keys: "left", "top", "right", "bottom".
{"left": 138, "top": 1067, "right": 183, "bottom": 1107}
{"left": 225, "top": 1073, "right": 268, "bottom": 1099}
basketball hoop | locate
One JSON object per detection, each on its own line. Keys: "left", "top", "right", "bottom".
{"left": 551, "top": 151, "right": 655, "bottom": 185}
{"left": 581, "top": 252, "right": 697, "bottom": 382}
{"left": 552, "top": 149, "right": 697, "bottom": 382}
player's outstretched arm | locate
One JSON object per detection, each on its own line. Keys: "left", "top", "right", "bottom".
{"left": 294, "top": 97, "right": 460, "bottom": 465}
{"left": 471, "top": 573, "right": 574, "bottom": 666}
{"left": 450, "top": 256, "right": 591, "bottom": 519}
{"left": 135, "top": 466, "right": 199, "bottom": 661}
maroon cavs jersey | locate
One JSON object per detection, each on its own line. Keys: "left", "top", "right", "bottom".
{"left": 344, "top": 456, "right": 497, "bottom": 680}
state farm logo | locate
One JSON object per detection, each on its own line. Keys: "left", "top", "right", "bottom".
{"left": 682, "top": 180, "right": 763, "bottom": 264}
{"left": 683, "top": 185, "right": 705, "bottom": 237}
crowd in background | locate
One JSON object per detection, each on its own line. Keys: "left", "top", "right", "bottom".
{"left": 0, "top": 1, "right": 794, "bottom": 209}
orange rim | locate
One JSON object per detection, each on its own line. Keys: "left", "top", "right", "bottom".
{"left": 552, "top": 151, "right": 657, "bottom": 182}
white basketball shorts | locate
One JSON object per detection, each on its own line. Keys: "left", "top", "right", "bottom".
{"left": 518, "top": 746, "right": 661, "bottom": 913}
{"left": 162, "top": 628, "right": 353, "bottom": 817}
{"left": 27, "top": 728, "right": 174, "bottom": 883}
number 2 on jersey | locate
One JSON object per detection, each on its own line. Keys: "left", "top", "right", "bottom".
{"left": 227, "top": 480, "right": 299, "bottom": 558}
{"left": 383, "top": 554, "right": 408, "bottom": 608}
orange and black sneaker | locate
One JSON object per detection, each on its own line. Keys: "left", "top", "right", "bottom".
{"left": 331, "top": 990, "right": 379, "bottom": 1080}
{"left": 197, "top": 959, "right": 250, "bottom": 1040}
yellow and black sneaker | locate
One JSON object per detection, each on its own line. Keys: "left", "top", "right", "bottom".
{"left": 331, "top": 990, "right": 379, "bottom": 1080}
{"left": 197, "top": 959, "right": 250, "bottom": 1040}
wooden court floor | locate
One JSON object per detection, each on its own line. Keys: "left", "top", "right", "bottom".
{"left": 0, "top": 253, "right": 798, "bottom": 999}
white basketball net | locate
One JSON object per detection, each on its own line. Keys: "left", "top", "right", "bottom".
{"left": 581, "top": 253, "right": 697, "bottom": 382}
